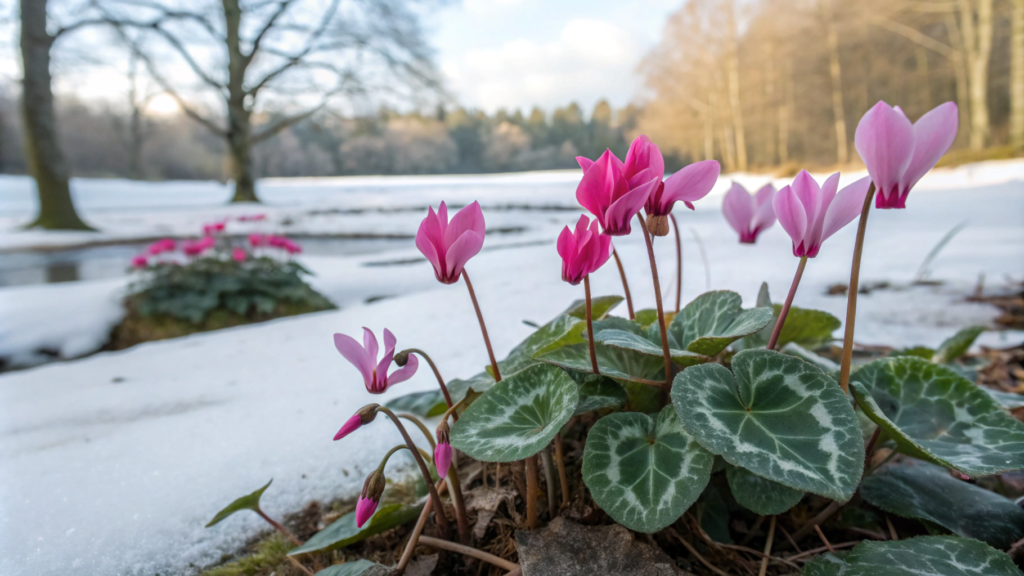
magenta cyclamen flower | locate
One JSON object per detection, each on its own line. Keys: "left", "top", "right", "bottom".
{"left": 334, "top": 403, "right": 380, "bottom": 441}
{"left": 434, "top": 420, "right": 452, "bottom": 479}
{"left": 202, "top": 221, "right": 226, "bottom": 235}
{"left": 146, "top": 238, "right": 176, "bottom": 255}
{"left": 333, "top": 328, "right": 418, "bottom": 394}
{"left": 575, "top": 148, "right": 659, "bottom": 236}
{"left": 723, "top": 183, "right": 776, "bottom": 243}
{"left": 854, "top": 101, "right": 958, "bottom": 209}
{"left": 232, "top": 247, "right": 247, "bottom": 262}
{"left": 415, "top": 201, "right": 486, "bottom": 284}
{"left": 131, "top": 255, "right": 148, "bottom": 268}
{"left": 645, "top": 160, "right": 721, "bottom": 218}
{"left": 773, "top": 171, "right": 872, "bottom": 258}
{"left": 557, "top": 215, "right": 612, "bottom": 285}
{"left": 182, "top": 236, "right": 215, "bottom": 256}
{"left": 356, "top": 470, "right": 385, "bottom": 528}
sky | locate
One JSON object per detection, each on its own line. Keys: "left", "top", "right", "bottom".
{"left": 0, "top": 0, "right": 682, "bottom": 116}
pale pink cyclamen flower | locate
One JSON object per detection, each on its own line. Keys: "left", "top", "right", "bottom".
{"left": 415, "top": 201, "right": 486, "bottom": 284}
{"left": 130, "top": 255, "right": 149, "bottom": 268}
{"left": 723, "top": 183, "right": 776, "bottom": 243}
{"left": 854, "top": 101, "right": 958, "bottom": 209}
{"left": 434, "top": 420, "right": 452, "bottom": 479}
{"left": 773, "top": 170, "right": 872, "bottom": 258}
{"left": 182, "top": 236, "right": 215, "bottom": 256}
{"left": 146, "top": 238, "right": 176, "bottom": 255}
{"left": 232, "top": 247, "right": 247, "bottom": 262}
{"left": 557, "top": 215, "right": 612, "bottom": 285}
{"left": 575, "top": 145, "right": 660, "bottom": 236}
{"left": 333, "top": 328, "right": 418, "bottom": 394}
{"left": 356, "top": 470, "right": 385, "bottom": 527}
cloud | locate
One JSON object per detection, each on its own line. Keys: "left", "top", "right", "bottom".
{"left": 440, "top": 18, "right": 642, "bottom": 114}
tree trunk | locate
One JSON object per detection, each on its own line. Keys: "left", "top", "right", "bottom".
{"left": 915, "top": 46, "right": 932, "bottom": 111}
{"left": 765, "top": 41, "right": 778, "bottom": 166}
{"left": 778, "top": 58, "right": 791, "bottom": 165}
{"left": 944, "top": 14, "right": 973, "bottom": 148}
{"left": 223, "top": 0, "right": 259, "bottom": 202}
{"left": 726, "top": 3, "right": 747, "bottom": 171}
{"left": 822, "top": 0, "right": 849, "bottom": 164}
{"left": 1010, "top": 0, "right": 1024, "bottom": 150}
{"left": 19, "top": 0, "right": 90, "bottom": 230}
{"left": 958, "top": 0, "right": 993, "bottom": 150}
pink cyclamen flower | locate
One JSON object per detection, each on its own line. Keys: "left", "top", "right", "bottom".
{"left": 333, "top": 328, "right": 418, "bottom": 394}
{"left": 434, "top": 420, "right": 452, "bottom": 478}
{"left": 232, "top": 247, "right": 247, "bottom": 262}
{"left": 146, "top": 238, "right": 176, "bottom": 255}
{"left": 238, "top": 214, "right": 266, "bottom": 222}
{"left": 334, "top": 403, "right": 380, "bottom": 441}
{"left": 557, "top": 215, "right": 612, "bottom": 285}
{"left": 355, "top": 470, "right": 385, "bottom": 528}
{"left": 130, "top": 255, "right": 149, "bottom": 268}
{"left": 182, "top": 236, "right": 215, "bottom": 256}
{"left": 723, "top": 183, "right": 776, "bottom": 243}
{"left": 415, "top": 201, "right": 485, "bottom": 284}
{"left": 575, "top": 147, "right": 659, "bottom": 236}
{"left": 854, "top": 101, "right": 958, "bottom": 209}
{"left": 248, "top": 233, "right": 265, "bottom": 247}
{"left": 646, "top": 160, "right": 721, "bottom": 217}
{"left": 773, "top": 170, "right": 872, "bottom": 258}
{"left": 202, "top": 221, "right": 226, "bottom": 235}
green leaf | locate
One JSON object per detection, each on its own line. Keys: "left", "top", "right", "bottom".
{"left": 933, "top": 326, "right": 985, "bottom": 364}
{"left": 289, "top": 503, "right": 423, "bottom": 555}
{"left": 570, "top": 372, "right": 628, "bottom": 415}
{"left": 206, "top": 480, "right": 272, "bottom": 527}
{"left": 673, "top": 349, "right": 864, "bottom": 501}
{"left": 668, "top": 291, "right": 773, "bottom": 357}
{"left": 696, "top": 481, "right": 734, "bottom": 543}
{"left": 849, "top": 356, "right": 1024, "bottom": 476}
{"left": 592, "top": 329, "right": 710, "bottom": 367}
{"left": 564, "top": 295, "right": 622, "bottom": 320}
{"left": 314, "top": 560, "right": 389, "bottom": 576}
{"left": 447, "top": 370, "right": 496, "bottom": 402}
{"left": 893, "top": 346, "right": 937, "bottom": 360}
{"left": 634, "top": 308, "right": 660, "bottom": 328}
{"left": 726, "top": 465, "right": 803, "bottom": 515}
{"left": 537, "top": 342, "right": 666, "bottom": 387}
{"left": 581, "top": 406, "right": 713, "bottom": 533}
{"left": 985, "top": 388, "right": 1024, "bottom": 410}
{"left": 782, "top": 342, "right": 840, "bottom": 374}
{"left": 385, "top": 390, "right": 448, "bottom": 418}
{"left": 860, "top": 462, "right": 1024, "bottom": 549}
{"left": 449, "top": 364, "right": 578, "bottom": 462}
{"left": 770, "top": 304, "right": 841, "bottom": 350}
{"left": 801, "top": 536, "right": 1024, "bottom": 576}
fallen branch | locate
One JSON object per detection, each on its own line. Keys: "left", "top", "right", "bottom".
{"left": 417, "top": 536, "right": 519, "bottom": 572}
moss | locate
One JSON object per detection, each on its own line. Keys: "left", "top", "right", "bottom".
{"left": 202, "top": 534, "right": 300, "bottom": 576}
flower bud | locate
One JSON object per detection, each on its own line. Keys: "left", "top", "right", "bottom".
{"left": 333, "top": 404, "right": 380, "bottom": 441}
{"left": 393, "top": 350, "right": 410, "bottom": 367}
{"left": 356, "top": 470, "right": 386, "bottom": 527}
{"left": 434, "top": 421, "right": 452, "bottom": 479}
{"left": 646, "top": 214, "right": 670, "bottom": 237}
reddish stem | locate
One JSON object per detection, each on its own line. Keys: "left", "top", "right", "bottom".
{"left": 637, "top": 214, "right": 673, "bottom": 388}
{"left": 766, "top": 256, "right": 807, "bottom": 351}
{"left": 256, "top": 508, "right": 302, "bottom": 546}
{"left": 670, "top": 213, "right": 683, "bottom": 313}
{"left": 583, "top": 275, "right": 600, "bottom": 374}
{"left": 611, "top": 246, "right": 635, "bottom": 320}
{"left": 462, "top": 269, "right": 501, "bottom": 381}
{"left": 838, "top": 184, "right": 876, "bottom": 394}
{"left": 405, "top": 348, "right": 456, "bottom": 421}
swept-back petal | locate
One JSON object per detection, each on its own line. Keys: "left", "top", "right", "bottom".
{"left": 820, "top": 176, "right": 871, "bottom": 243}
{"left": 791, "top": 170, "right": 822, "bottom": 224}
{"left": 386, "top": 352, "right": 418, "bottom": 389}
{"left": 362, "top": 327, "right": 379, "bottom": 364}
{"left": 805, "top": 172, "right": 840, "bottom": 249}
{"left": 382, "top": 328, "right": 397, "bottom": 356}
{"left": 604, "top": 178, "right": 657, "bottom": 235}
{"left": 416, "top": 207, "right": 445, "bottom": 274}
{"left": 444, "top": 201, "right": 485, "bottom": 248}
{"left": 556, "top": 225, "right": 575, "bottom": 262}
{"left": 722, "top": 182, "right": 754, "bottom": 235}
{"left": 334, "top": 333, "right": 373, "bottom": 384}
{"left": 750, "top": 192, "right": 776, "bottom": 232}
{"left": 899, "top": 101, "right": 958, "bottom": 195}
{"left": 444, "top": 230, "right": 485, "bottom": 280}
{"left": 576, "top": 156, "right": 595, "bottom": 172}
{"left": 772, "top": 185, "right": 808, "bottom": 247}
{"left": 854, "top": 101, "right": 914, "bottom": 198}
{"left": 661, "top": 160, "right": 721, "bottom": 205}
{"left": 576, "top": 150, "right": 619, "bottom": 221}
{"left": 754, "top": 183, "right": 775, "bottom": 207}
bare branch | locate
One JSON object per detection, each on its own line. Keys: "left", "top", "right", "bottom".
{"left": 251, "top": 101, "right": 328, "bottom": 143}
{"left": 52, "top": 18, "right": 110, "bottom": 40}
{"left": 868, "top": 14, "right": 958, "bottom": 59}
{"left": 246, "top": 0, "right": 341, "bottom": 96}
{"left": 247, "top": 0, "right": 294, "bottom": 61}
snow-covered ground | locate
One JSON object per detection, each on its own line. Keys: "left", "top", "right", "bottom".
{"left": 1, "top": 162, "right": 1022, "bottom": 575}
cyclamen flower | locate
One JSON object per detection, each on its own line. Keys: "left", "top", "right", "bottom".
{"left": 723, "top": 183, "right": 776, "bottom": 243}
{"left": 575, "top": 146, "right": 660, "bottom": 236}
{"left": 237, "top": 214, "right": 266, "bottom": 222}
{"left": 773, "top": 170, "right": 872, "bottom": 258}
{"left": 146, "top": 238, "right": 176, "bottom": 255}
{"left": 232, "top": 247, "right": 247, "bottom": 262}
{"left": 182, "top": 236, "right": 215, "bottom": 256}
{"left": 645, "top": 160, "right": 721, "bottom": 218}
{"left": 249, "top": 233, "right": 265, "bottom": 247}
{"left": 264, "top": 235, "right": 302, "bottom": 254}
{"left": 333, "top": 328, "right": 418, "bottom": 394}
{"left": 202, "top": 221, "right": 226, "bottom": 235}
{"left": 356, "top": 470, "right": 385, "bottom": 527}
{"left": 415, "top": 201, "right": 485, "bottom": 284}
{"left": 556, "top": 215, "right": 612, "bottom": 285}
{"left": 130, "top": 255, "right": 148, "bottom": 268}
{"left": 854, "top": 101, "right": 958, "bottom": 209}
{"left": 434, "top": 420, "right": 452, "bottom": 479}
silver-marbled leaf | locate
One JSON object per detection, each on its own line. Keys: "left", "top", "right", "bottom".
{"left": 668, "top": 290, "right": 773, "bottom": 357}
{"left": 582, "top": 406, "right": 713, "bottom": 533}
{"left": 849, "top": 356, "right": 1024, "bottom": 476}
{"left": 802, "top": 535, "right": 1024, "bottom": 576}
{"left": 672, "top": 349, "right": 863, "bottom": 501}
{"left": 726, "top": 465, "right": 803, "bottom": 516}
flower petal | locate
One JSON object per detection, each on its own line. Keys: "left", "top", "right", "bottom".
{"left": 415, "top": 207, "right": 445, "bottom": 276}
{"left": 576, "top": 156, "right": 594, "bottom": 172}
{"left": 385, "top": 353, "right": 418, "bottom": 389}
{"left": 444, "top": 201, "right": 486, "bottom": 248}
{"left": 362, "top": 327, "right": 379, "bottom": 365}
{"left": 444, "top": 230, "right": 484, "bottom": 280}
{"left": 772, "top": 185, "right": 808, "bottom": 248}
{"left": 434, "top": 442, "right": 453, "bottom": 479}
{"left": 603, "top": 178, "right": 657, "bottom": 235}
{"left": 854, "top": 101, "right": 914, "bottom": 199}
{"left": 899, "top": 101, "right": 958, "bottom": 196}
{"left": 334, "top": 333, "right": 373, "bottom": 385}
{"left": 355, "top": 496, "right": 378, "bottom": 528}
{"left": 820, "top": 176, "right": 871, "bottom": 243}
{"left": 660, "top": 160, "right": 721, "bottom": 207}
{"left": 334, "top": 414, "right": 362, "bottom": 441}
{"left": 722, "top": 182, "right": 754, "bottom": 236}
{"left": 804, "top": 172, "right": 840, "bottom": 251}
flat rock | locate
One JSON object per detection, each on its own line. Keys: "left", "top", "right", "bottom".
{"left": 515, "top": 518, "right": 688, "bottom": 576}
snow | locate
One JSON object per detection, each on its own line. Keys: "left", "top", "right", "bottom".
{"left": 1, "top": 161, "right": 1023, "bottom": 575}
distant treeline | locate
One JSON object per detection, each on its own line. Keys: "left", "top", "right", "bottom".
{"left": 0, "top": 90, "right": 662, "bottom": 180}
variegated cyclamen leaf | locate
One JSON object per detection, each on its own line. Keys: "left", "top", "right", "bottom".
{"left": 668, "top": 291, "right": 773, "bottom": 357}
{"left": 314, "top": 560, "right": 390, "bottom": 576}
{"left": 672, "top": 349, "right": 863, "bottom": 501}
{"left": 782, "top": 342, "right": 840, "bottom": 375}
{"left": 849, "top": 357, "right": 1024, "bottom": 476}
{"left": 932, "top": 325, "right": 985, "bottom": 364}
{"left": 802, "top": 536, "right": 1024, "bottom": 576}
{"left": 449, "top": 364, "right": 578, "bottom": 462}
{"left": 582, "top": 406, "right": 713, "bottom": 533}
{"left": 592, "top": 329, "right": 710, "bottom": 367}
{"left": 860, "top": 462, "right": 1024, "bottom": 549}
{"left": 726, "top": 465, "right": 803, "bottom": 516}
{"left": 569, "top": 372, "right": 628, "bottom": 415}
{"left": 536, "top": 342, "right": 666, "bottom": 387}
{"left": 986, "top": 388, "right": 1024, "bottom": 410}
{"left": 385, "top": 389, "right": 448, "bottom": 418}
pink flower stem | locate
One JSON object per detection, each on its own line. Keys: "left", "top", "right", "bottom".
{"left": 611, "top": 246, "right": 635, "bottom": 320}
{"left": 583, "top": 275, "right": 600, "bottom": 375}
{"left": 396, "top": 477, "right": 448, "bottom": 575}
{"left": 462, "top": 269, "right": 502, "bottom": 381}
{"left": 766, "top": 256, "right": 808, "bottom": 351}
{"left": 670, "top": 213, "right": 683, "bottom": 313}
{"left": 403, "top": 348, "right": 457, "bottom": 420}
{"left": 838, "top": 184, "right": 876, "bottom": 394}
{"left": 637, "top": 214, "right": 673, "bottom": 390}
{"left": 439, "top": 398, "right": 471, "bottom": 544}
{"left": 255, "top": 508, "right": 303, "bottom": 546}
{"left": 375, "top": 406, "right": 450, "bottom": 538}
{"left": 398, "top": 414, "right": 436, "bottom": 449}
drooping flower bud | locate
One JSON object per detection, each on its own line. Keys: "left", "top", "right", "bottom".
{"left": 333, "top": 404, "right": 380, "bottom": 441}
{"left": 646, "top": 213, "right": 670, "bottom": 237}
{"left": 356, "top": 469, "right": 386, "bottom": 527}
{"left": 434, "top": 420, "right": 452, "bottom": 479}
{"left": 393, "top": 350, "right": 410, "bottom": 367}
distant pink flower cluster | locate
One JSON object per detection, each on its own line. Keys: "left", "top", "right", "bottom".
{"left": 249, "top": 233, "right": 302, "bottom": 254}
{"left": 129, "top": 221, "right": 301, "bottom": 271}
{"left": 237, "top": 214, "right": 267, "bottom": 222}
{"left": 182, "top": 236, "right": 215, "bottom": 256}
{"left": 202, "top": 221, "right": 226, "bottom": 236}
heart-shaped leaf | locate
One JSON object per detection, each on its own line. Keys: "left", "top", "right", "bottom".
{"left": 582, "top": 406, "right": 713, "bottom": 533}
{"left": 802, "top": 536, "right": 1024, "bottom": 576}
{"left": 314, "top": 560, "right": 390, "bottom": 576}
{"left": 592, "top": 329, "right": 710, "bottom": 367}
{"left": 725, "top": 465, "right": 803, "bottom": 516}
{"left": 849, "top": 357, "right": 1024, "bottom": 476}
{"left": 447, "top": 370, "right": 496, "bottom": 402}
{"left": 933, "top": 326, "right": 985, "bottom": 364}
{"left": 569, "top": 372, "right": 628, "bottom": 415}
{"left": 860, "top": 461, "right": 1024, "bottom": 549}
{"left": 536, "top": 342, "right": 666, "bottom": 387}
{"left": 769, "top": 304, "right": 840, "bottom": 350}
{"left": 206, "top": 479, "right": 272, "bottom": 527}
{"left": 289, "top": 503, "right": 423, "bottom": 555}
{"left": 781, "top": 342, "right": 840, "bottom": 374}
{"left": 668, "top": 291, "right": 773, "bottom": 357}
{"left": 449, "top": 364, "right": 578, "bottom": 462}
{"left": 385, "top": 390, "right": 447, "bottom": 418}
{"left": 986, "top": 388, "right": 1024, "bottom": 410}
{"left": 672, "top": 349, "right": 864, "bottom": 501}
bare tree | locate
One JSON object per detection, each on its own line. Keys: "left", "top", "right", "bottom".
{"left": 1011, "top": 0, "right": 1024, "bottom": 150}
{"left": 821, "top": 0, "right": 849, "bottom": 164}
{"left": 97, "top": 0, "right": 441, "bottom": 202}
